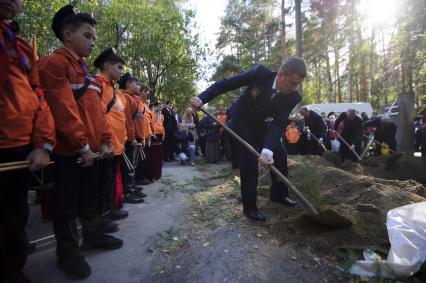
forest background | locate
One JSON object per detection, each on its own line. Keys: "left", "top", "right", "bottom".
{"left": 18, "top": 0, "right": 425, "bottom": 113}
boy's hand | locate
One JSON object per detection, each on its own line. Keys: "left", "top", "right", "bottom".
{"left": 27, "top": 148, "right": 50, "bottom": 172}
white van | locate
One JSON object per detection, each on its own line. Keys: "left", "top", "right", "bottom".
{"left": 303, "top": 102, "right": 374, "bottom": 117}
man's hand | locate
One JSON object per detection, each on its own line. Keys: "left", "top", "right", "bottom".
{"left": 190, "top": 97, "right": 203, "bottom": 110}
{"left": 141, "top": 140, "right": 146, "bottom": 148}
{"left": 350, "top": 145, "right": 355, "bottom": 151}
{"left": 131, "top": 139, "right": 138, "bottom": 146}
{"left": 99, "top": 144, "right": 113, "bottom": 159}
{"left": 80, "top": 150, "right": 96, "bottom": 167}
{"left": 318, "top": 138, "right": 324, "bottom": 145}
{"left": 26, "top": 148, "right": 50, "bottom": 172}
{"left": 258, "top": 152, "right": 274, "bottom": 166}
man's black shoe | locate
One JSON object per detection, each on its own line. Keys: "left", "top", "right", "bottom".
{"left": 133, "top": 189, "right": 147, "bottom": 198}
{"left": 106, "top": 210, "right": 128, "bottom": 221}
{"left": 123, "top": 193, "right": 144, "bottom": 204}
{"left": 134, "top": 184, "right": 145, "bottom": 190}
{"left": 136, "top": 178, "right": 151, "bottom": 185}
{"left": 243, "top": 209, "right": 266, "bottom": 221}
{"left": 57, "top": 255, "right": 91, "bottom": 280}
{"left": 81, "top": 235, "right": 123, "bottom": 251}
{"left": 104, "top": 222, "right": 120, "bottom": 233}
{"left": 271, "top": 196, "right": 298, "bottom": 207}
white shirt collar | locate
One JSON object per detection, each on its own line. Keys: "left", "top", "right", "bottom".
{"left": 272, "top": 75, "right": 278, "bottom": 91}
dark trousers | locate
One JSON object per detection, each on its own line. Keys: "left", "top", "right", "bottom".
{"left": 99, "top": 156, "right": 119, "bottom": 215}
{"left": 121, "top": 143, "right": 139, "bottom": 193}
{"left": 0, "top": 145, "right": 31, "bottom": 283}
{"left": 338, "top": 139, "right": 362, "bottom": 162}
{"left": 163, "top": 134, "right": 175, "bottom": 161}
{"left": 227, "top": 133, "right": 240, "bottom": 169}
{"left": 307, "top": 139, "right": 324, "bottom": 155}
{"left": 52, "top": 155, "right": 103, "bottom": 258}
{"left": 233, "top": 120, "right": 289, "bottom": 211}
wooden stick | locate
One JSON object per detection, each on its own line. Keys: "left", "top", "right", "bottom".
{"left": 199, "top": 106, "right": 319, "bottom": 215}
{"left": 336, "top": 133, "right": 362, "bottom": 161}
{"left": 0, "top": 160, "right": 31, "bottom": 168}
{"left": 362, "top": 134, "right": 398, "bottom": 154}
{"left": 308, "top": 130, "right": 328, "bottom": 152}
{"left": 0, "top": 161, "right": 54, "bottom": 173}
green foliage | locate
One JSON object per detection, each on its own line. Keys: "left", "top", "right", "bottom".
{"left": 212, "top": 0, "right": 425, "bottom": 112}
{"left": 288, "top": 159, "right": 323, "bottom": 204}
{"left": 18, "top": 0, "right": 201, "bottom": 111}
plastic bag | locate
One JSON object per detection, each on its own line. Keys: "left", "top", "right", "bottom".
{"left": 331, "top": 139, "right": 340, "bottom": 152}
{"left": 350, "top": 202, "right": 426, "bottom": 278}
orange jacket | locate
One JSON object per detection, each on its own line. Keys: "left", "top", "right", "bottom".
{"left": 152, "top": 112, "right": 165, "bottom": 135}
{"left": 80, "top": 76, "right": 112, "bottom": 151}
{"left": 97, "top": 75, "right": 127, "bottom": 155}
{"left": 122, "top": 91, "right": 138, "bottom": 143}
{"left": 285, "top": 125, "right": 301, "bottom": 144}
{"left": 133, "top": 98, "right": 146, "bottom": 142}
{"left": 0, "top": 23, "right": 55, "bottom": 150}
{"left": 142, "top": 101, "right": 153, "bottom": 139}
{"left": 40, "top": 48, "right": 102, "bottom": 156}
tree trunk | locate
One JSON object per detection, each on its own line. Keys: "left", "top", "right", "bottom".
{"left": 295, "top": 0, "right": 303, "bottom": 101}
{"left": 280, "top": 0, "right": 286, "bottom": 61}
{"left": 334, "top": 44, "right": 341, "bottom": 103}
{"left": 325, "top": 52, "right": 333, "bottom": 102}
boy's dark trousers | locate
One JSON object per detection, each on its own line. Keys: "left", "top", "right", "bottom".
{"left": 0, "top": 145, "right": 32, "bottom": 283}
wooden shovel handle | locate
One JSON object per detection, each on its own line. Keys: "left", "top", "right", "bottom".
{"left": 199, "top": 106, "right": 319, "bottom": 215}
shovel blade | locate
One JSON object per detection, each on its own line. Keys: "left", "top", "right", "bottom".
{"left": 305, "top": 209, "right": 353, "bottom": 228}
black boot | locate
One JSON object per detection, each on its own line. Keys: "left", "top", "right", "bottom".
{"left": 57, "top": 255, "right": 91, "bottom": 280}
{"left": 81, "top": 235, "right": 123, "bottom": 251}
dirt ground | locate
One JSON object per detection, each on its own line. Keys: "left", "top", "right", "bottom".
{"left": 150, "top": 155, "right": 426, "bottom": 283}
{"left": 25, "top": 154, "right": 426, "bottom": 282}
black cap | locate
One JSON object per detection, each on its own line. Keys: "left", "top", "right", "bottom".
{"left": 118, "top": 72, "right": 131, "bottom": 90}
{"left": 94, "top": 48, "right": 115, "bottom": 69}
{"left": 52, "top": 5, "right": 78, "bottom": 41}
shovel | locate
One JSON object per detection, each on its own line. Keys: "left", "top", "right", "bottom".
{"left": 199, "top": 106, "right": 352, "bottom": 228}
{"left": 336, "top": 133, "right": 362, "bottom": 161}
{"left": 308, "top": 129, "right": 342, "bottom": 166}
{"left": 362, "top": 134, "right": 403, "bottom": 165}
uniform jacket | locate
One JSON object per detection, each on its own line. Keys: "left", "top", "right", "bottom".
{"left": 0, "top": 22, "right": 55, "bottom": 150}
{"left": 39, "top": 48, "right": 105, "bottom": 155}
{"left": 198, "top": 65, "right": 301, "bottom": 151}
{"left": 121, "top": 90, "right": 138, "bottom": 143}
{"left": 304, "top": 110, "right": 327, "bottom": 140}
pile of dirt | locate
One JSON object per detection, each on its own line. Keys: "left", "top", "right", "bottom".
{"left": 341, "top": 154, "right": 426, "bottom": 184}
{"left": 257, "top": 155, "right": 426, "bottom": 253}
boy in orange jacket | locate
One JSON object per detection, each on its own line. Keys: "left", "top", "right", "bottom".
{"left": 0, "top": 1, "right": 56, "bottom": 282}
{"left": 38, "top": 5, "right": 122, "bottom": 280}
{"left": 118, "top": 73, "right": 147, "bottom": 202}
{"left": 92, "top": 48, "right": 132, "bottom": 227}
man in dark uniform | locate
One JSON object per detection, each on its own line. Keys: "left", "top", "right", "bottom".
{"left": 162, "top": 101, "right": 177, "bottom": 161}
{"left": 334, "top": 109, "right": 363, "bottom": 162}
{"left": 364, "top": 116, "right": 397, "bottom": 156}
{"left": 300, "top": 107, "right": 327, "bottom": 155}
{"left": 190, "top": 57, "right": 306, "bottom": 221}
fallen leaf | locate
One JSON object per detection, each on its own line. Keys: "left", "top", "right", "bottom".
{"left": 176, "top": 265, "right": 181, "bottom": 269}
{"left": 256, "top": 233, "right": 263, "bottom": 238}
{"left": 203, "top": 242, "right": 209, "bottom": 247}
{"left": 292, "top": 256, "right": 297, "bottom": 260}
{"left": 224, "top": 249, "right": 229, "bottom": 253}
{"left": 173, "top": 237, "right": 178, "bottom": 241}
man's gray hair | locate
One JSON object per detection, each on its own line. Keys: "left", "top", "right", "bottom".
{"left": 278, "top": 57, "right": 307, "bottom": 78}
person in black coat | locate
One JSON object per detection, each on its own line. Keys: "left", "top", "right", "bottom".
{"left": 334, "top": 109, "right": 363, "bottom": 162}
{"left": 190, "top": 57, "right": 306, "bottom": 221}
{"left": 162, "top": 101, "right": 177, "bottom": 161}
{"left": 364, "top": 116, "right": 397, "bottom": 156}
{"left": 300, "top": 107, "right": 327, "bottom": 155}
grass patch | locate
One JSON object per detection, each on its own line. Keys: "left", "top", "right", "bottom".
{"left": 150, "top": 226, "right": 178, "bottom": 250}
{"left": 288, "top": 159, "right": 323, "bottom": 204}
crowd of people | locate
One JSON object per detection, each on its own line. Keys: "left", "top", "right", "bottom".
{"left": 1, "top": 2, "right": 426, "bottom": 283}
{"left": 283, "top": 106, "right": 426, "bottom": 162}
